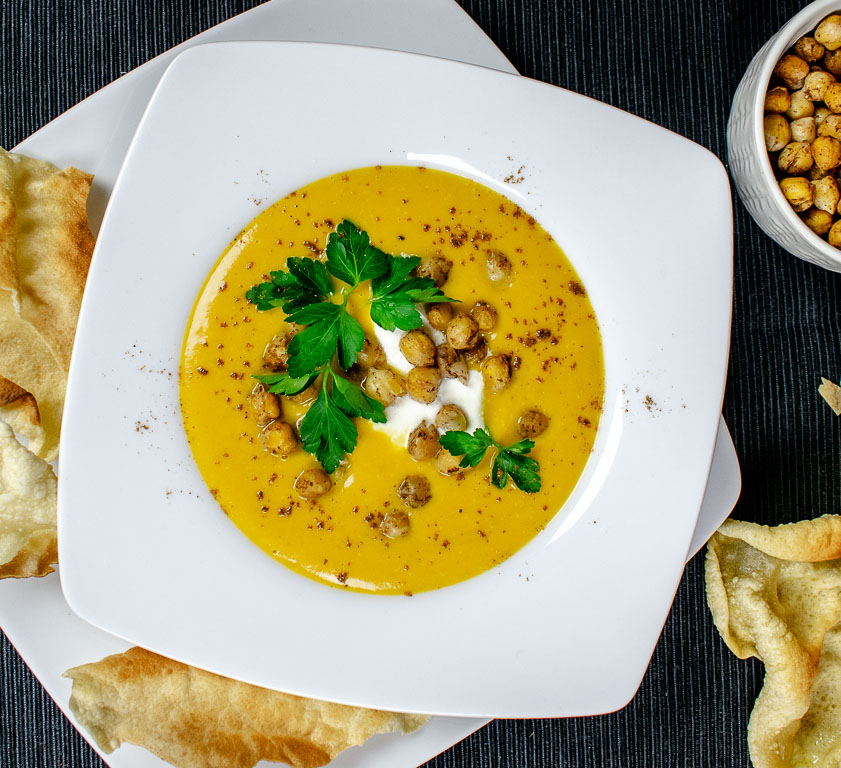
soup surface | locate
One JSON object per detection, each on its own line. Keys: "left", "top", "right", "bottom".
{"left": 180, "top": 166, "right": 603, "bottom": 594}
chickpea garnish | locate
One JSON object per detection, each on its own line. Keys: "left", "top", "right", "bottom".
{"left": 764, "top": 114, "right": 791, "bottom": 151}
{"left": 825, "top": 82, "right": 841, "bottom": 113}
{"left": 812, "top": 135, "right": 841, "bottom": 171}
{"left": 481, "top": 354, "right": 512, "bottom": 392}
{"left": 262, "top": 333, "right": 293, "bottom": 371}
{"left": 765, "top": 86, "right": 791, "bottom": 114}
{"left": 436, "top": 449, "right": 466, "bottom": 478}
{"left": 780, "top": 177, "right": 815, "bottom": 212}
{"left": 827, "top": 48, "right": 841, "bottom": 77}
{"left": 790, "top": 116, "right": 816, "bottom": 144}
{"left": 462, "top": 336, "right": 489, "bottom": 365}
{"left": 380, "top": 509, "right": 411, "bottom": 538}
{"left": 261, "top": 421, "right": 298, "bottom": 456}
{"left": 830, "top": 219, "right": 841, "bottom": 246}
{"left": 435, "top": 404, "right": 468, "bottom": 432}
{"left": 816, "top": 14, "right": 841, "bottom": 52}
{"left": 803, "top": 207, "right": 835, "bottom": 235}
{"left": 446, "top": 314, "right": 480, "bottom": 350}
{"left": 436, "top": 343, "right": 469, "bottom": 385}
{"left": 407, "top": 366, "right": 442, "bottom": 404}
{"left": 486, "top": 250, "right": 512, "bottom": 282}
{"left": 518, "top": 409, "right": 550, "bottom": 438}
{"left": 813, "top": 176, "right": 840, "bottom": 213}
{"left": 294, "top": 468, "right": 332, "bottom": 499}
{"left": 407, "top": 421, "right": 440, "bottom": 461}
{"left": 364, "top": 367, "right": 407, "bottom": 406}
{"left": 357, "top": 336, "right": 386, "bottom": 368}
{"left": 397, "top": 475, "right": 432, "bottom": 508}
{"left": 427, "top": 302, "right": 455, "bottom": 331}
{"left": 775, "top": 54, "right": 810, "bottom": 89}
{"left": 247, "top": 383, "right": 281, "bottom": 427}
{"left": 415, "top": 255, "right": 452, "bottom": 287}
{"left": 778, "top": 141, "right": 814, "bottom": 174}
{"left": 819, "top": 113, "right": 841, "bottom": 138}
{"left": 469, "top": 301, "right": 498, "bottom": 332}
{"left": 815, "top": 105, "right": 832, "bottom": 125}
{"left": 803, "top": 70, "right": 835, "bottom": 102}
{"left": 399, "top": 328, "right": 436, "bottom": 367}
{"left": 796, "top": 36, "right": 825, "bottom": 62}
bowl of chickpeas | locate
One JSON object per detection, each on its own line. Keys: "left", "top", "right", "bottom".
{"left": 728, "top": 0, "right": 841, "bottom": 271}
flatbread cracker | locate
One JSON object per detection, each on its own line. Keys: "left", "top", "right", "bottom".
{"left": 706, "top": 515, "right": 841, "bottom": 768}
{"left": 819, "top": 377, "right": 841, "bottom": 416}
{"left": 0, "top": 147, "right": 93, "bottom": 460}
{"left": 65, "top": 647, "right": 429, "bottom": 768}
{"left": 0, "top": 420, "right": 57, "bottom": 578}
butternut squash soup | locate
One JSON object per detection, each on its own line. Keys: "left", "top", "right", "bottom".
{"left": 180, "top": 166, "right": 603, "bottom": 595}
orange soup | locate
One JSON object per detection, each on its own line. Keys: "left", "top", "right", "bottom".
{"left": 180, "top": 166, "right": 603, "bottom": 594}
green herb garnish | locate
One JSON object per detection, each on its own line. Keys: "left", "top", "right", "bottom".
{"left": 246, "top": 219, "right": 456, "bottom": 472}
{"left": 439, "top": 427, "right": 542, "bottom": 493}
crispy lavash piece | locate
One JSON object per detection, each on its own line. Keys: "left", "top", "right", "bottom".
{"left": 819, "top": 377, "right": 841, "bottom": 416}
{"left": 0, "top": 375, "right": 42, "bottom": 448}
{"left": 705, "top": 515, "right": 841, "bottom": 768}
{"left": 65, "top": 647, "right": 429, "bottom": 768}
{"left": 0, "top": 420, "right": 57, "bottom": 578}
{"left": 0, "top": 147, "right": 94, "bottom": 461}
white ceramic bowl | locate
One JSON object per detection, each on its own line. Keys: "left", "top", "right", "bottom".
{"left": 728, "top": 0, "right": 841, "bottom": 272}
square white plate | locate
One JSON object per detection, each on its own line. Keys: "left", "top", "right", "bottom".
{"left": 58, "top": 41, "right": 732, "bottom": 718}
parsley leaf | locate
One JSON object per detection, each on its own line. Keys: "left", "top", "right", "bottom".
{"left": 325, "top": 219, "right": 390, "bottom": 287}
{"left": 245, "top": 258, "right": 332, "bottom": 312}
{"left": 337, "top": 310, "right": 364, "bottom": 370}
{"left": 251, "top": 372, "right": 315, "bottom": 396}
{"left": 370, "top": 256, "right": 457, "bottom": 331}
{"left": 439, "top": 427, "right": 542, "bottom": 493}
{"left": 285, "top": 304, "right": 342, "bottom": 377}
{"left": 330, "top": 372, "right": 386, "bottom": 424}
{"left": 299, "top": 386, "right": 357, "bottom": 474}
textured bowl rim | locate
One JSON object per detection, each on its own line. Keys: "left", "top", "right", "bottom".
{"left": 752, "top": 0, "right": 841, "bottom": 267}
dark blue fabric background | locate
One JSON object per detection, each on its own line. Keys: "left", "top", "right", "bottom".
{"left": 2, "top": 1, "right": 837, "bottom": 765}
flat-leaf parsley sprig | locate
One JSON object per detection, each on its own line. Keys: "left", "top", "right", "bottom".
{"left": 439, "top": 427, "right": 542, "bottom": 493}
{"left": 246, "top": 219, "right": 457, "bottom": 473}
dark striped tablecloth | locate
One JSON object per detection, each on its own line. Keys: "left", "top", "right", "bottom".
{"left": 2, "top": 1, "right": 837, "bottom": 766}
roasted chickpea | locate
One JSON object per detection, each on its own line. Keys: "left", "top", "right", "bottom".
{"left": 427, "top": 302, "right": 455, "bottom": 331}
{"left": 816, "top": 105, "right": 832, "bottom": 125}
{"left": 380, "top": 509, "right": 411, "bottom": 538}
{"left": 816, "top": 14, "right": 841, "bottom": 52}
{"left": 803, "top": 70, "right": 835, "bottom": 101}
{"left": 357, "top": 336, "right": 386, "bottom": 368}
{"left": 802, "top": 207, "right": 835, "bottom": 235}
{"left": 262, "top": 333, "right": 292, "bottom": 371}
{"left": 796, "top": 35, "right": 826, "bottom": 62}
{"left": 462, "top": 336, "right": 489, "bottom": 365}
{"left": 407, "top": 366, "right": 442, "bottom": 404}
{"left": 397, "top": 475, "right": 432, "bottom": 508}
{"left": 261, "top": 420, "right": 298, "bottom": 456}
{"left": 518, "top": 409, "right": 550, "bottom": 438}
{"left": 813, "top": 176, "right": 840, "bottom": 213}
{"left": 247, "top": 384, "right": 281, "bottom": 427}
{"left": 765, "top": 86, "right": 791, "bottom": 114}
{"left": 436, "top": 449, "right": 465, "bottom": 478}
{"left": 819, "top": 113, "right": 841, "bottom": 138}
{"left": 778, "top": 141, "right": 814, "bottom": 174}
{"left": 824, "top": 82, "right": 841, "bottom": 112}
{"left": 294, "top": 468, "right": 332, "bottom": 499}
{"left": 436, "top": 344, "right": 469, "bottom": 385}
{"left": 416, "top": 255, "right": 452, "bottom": 287}
{"left": 780, "top": 177, "right": 815, "bottom": 212}
{"left": 407, "top": 421, "right": 440, "bottom": 461}
{"left": 399, "top": 329, "right": 436, "bottom": 367}
{"left": 764, "top": 113, "right": 791, "bottom": 151}
{"left": 469, "top": 301, "right": 498, "bottom": 332}
{"left": 813, "top": 135, "right": 841, "bottom": 171}
{"left": 786, "top": 89, "right": 815, "bottom": 119}
{"left": 435, "top": 404, "right": 468, "bottom": 432}
{"left": 486, "top": 250, "right": 512, "bottom": 282}
{"left": 446, "top": 314, "right": 480, "bottom": 350}
{"left": 481, "top": 354, "right": 512, "bottom": 393}
{"left": 364, "top": 367, "right": 407, "bottom": 406}
{"left": 830, "top": 219, "right": 841, "bottom": 247}
{"left": 789, "top": 116, "right": 816, "bottom": 143}
{"left": 826, "top": 49, "right": 841, "bottom": 77}
{"left": 775, "top": 54, "right": 810, "bottom": 89}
